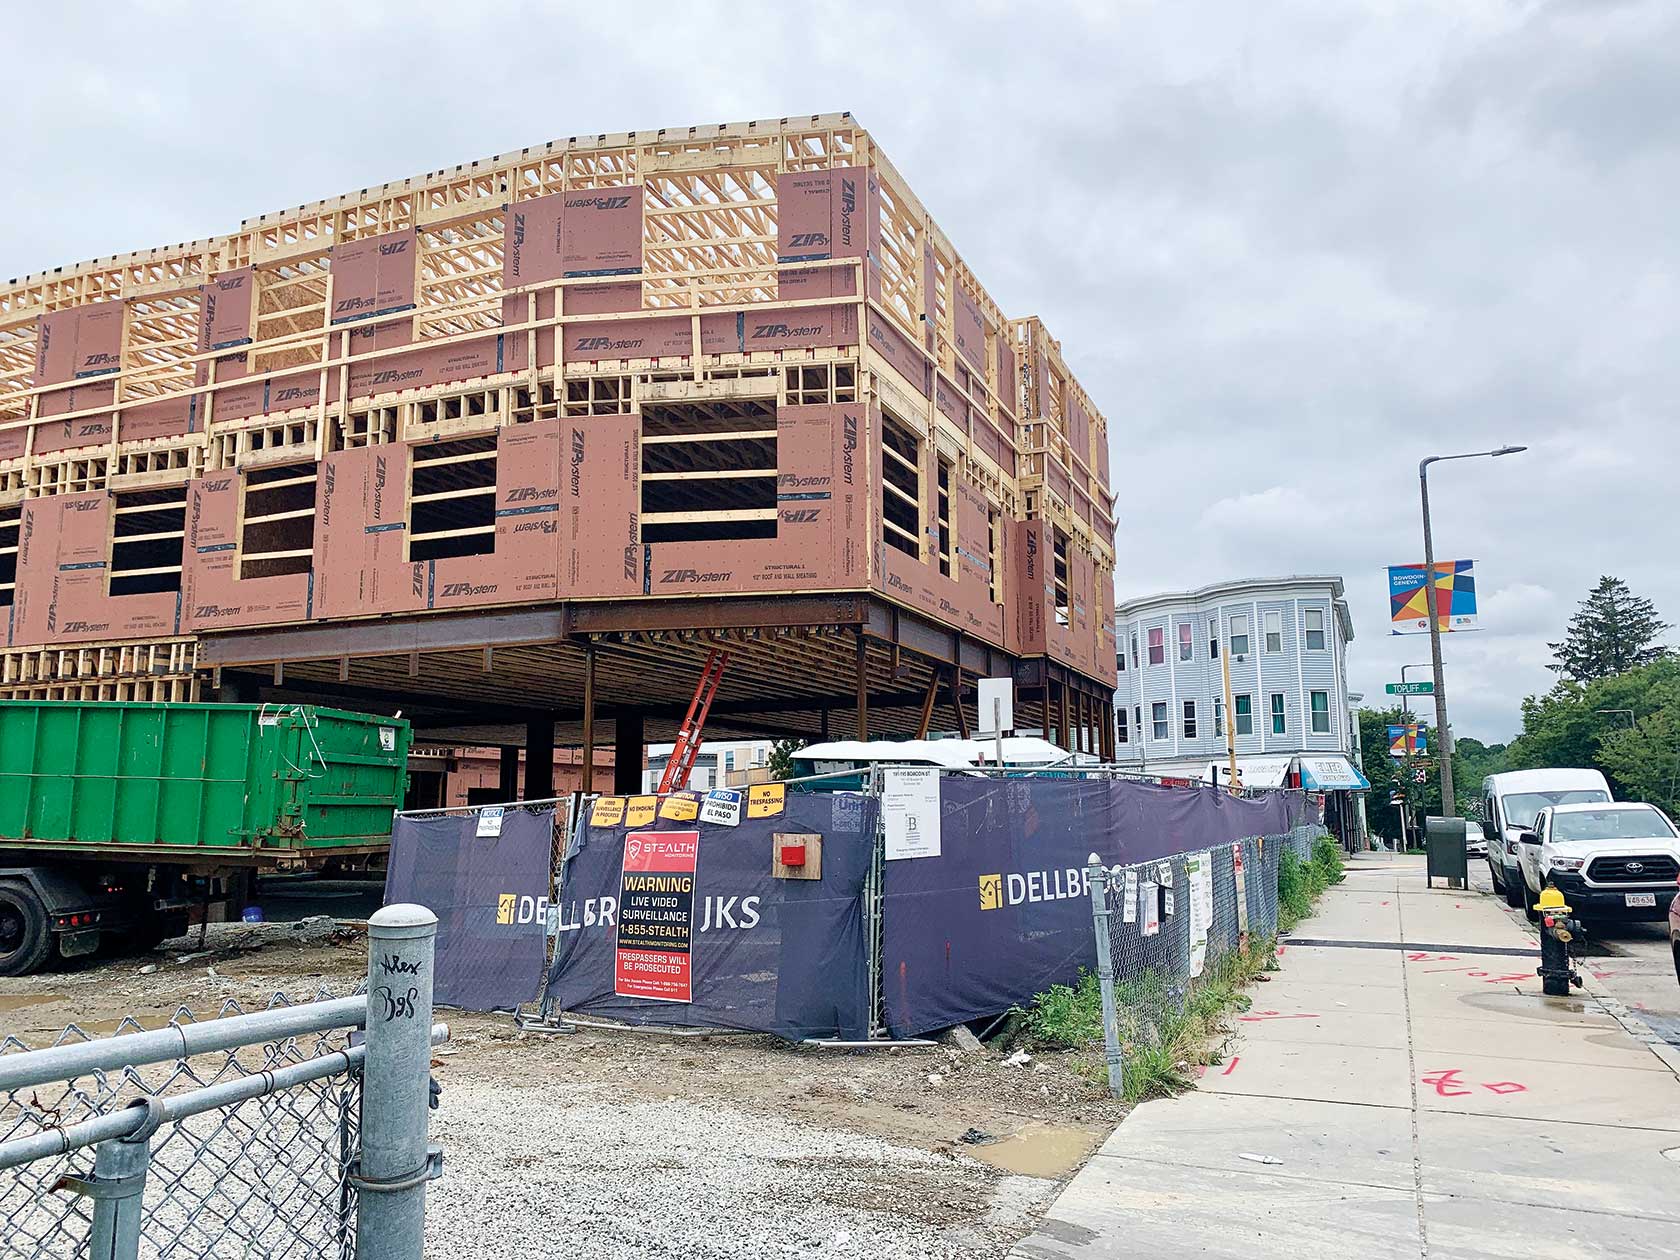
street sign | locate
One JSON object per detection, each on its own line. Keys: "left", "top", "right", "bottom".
{"left": 1385, "top": 681, "right": 1435, "bottom": 696}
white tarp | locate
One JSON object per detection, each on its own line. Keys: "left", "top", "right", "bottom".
{"left": 1200, "top": 756, "right": 1295, "bottom": 789}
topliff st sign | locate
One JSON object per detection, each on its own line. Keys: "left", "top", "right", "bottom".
{"left": 1385, "top": 681, "right": 1435, "bottom": 696}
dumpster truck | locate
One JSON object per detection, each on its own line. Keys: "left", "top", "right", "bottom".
{"left": 0, "top": 701, "right": 410, "bottom": 976}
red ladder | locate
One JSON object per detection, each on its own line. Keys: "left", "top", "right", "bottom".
{"left": 657, "top": 649, "right": 730, "bottom": 793}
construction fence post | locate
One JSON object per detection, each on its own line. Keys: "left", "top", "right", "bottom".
{"left": 1086, "top": 855, "right": 1125, "bottom": 1099}
{"left": 80, "top": 1132, "right": 149, "bottom": 1260}
{"left": 356, "top": 904, "right": 440, "bottom": 1260}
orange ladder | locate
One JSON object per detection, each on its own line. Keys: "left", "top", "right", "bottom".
{"left": 657, "top": 649, "right": 730, "bottom": 793}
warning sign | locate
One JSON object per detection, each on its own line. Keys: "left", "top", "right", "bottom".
{"left": 614, "top": 829, "right": 700, "bottom": 1003}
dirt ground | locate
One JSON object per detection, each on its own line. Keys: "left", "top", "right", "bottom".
{"left": 1, "top": 919, "right": 1137, "bottom": 1257}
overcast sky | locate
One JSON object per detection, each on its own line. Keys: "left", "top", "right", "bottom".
{"left": 9, "top": 1, "right": 1676, "bottom": 741}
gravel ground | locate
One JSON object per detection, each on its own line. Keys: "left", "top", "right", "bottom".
{"left": 3, "top": 927, "right": 1129, "bottom": 1257}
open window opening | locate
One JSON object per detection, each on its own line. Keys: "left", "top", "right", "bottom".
{"left": 109, "top": 486, "right": 187, "bottom": 596}
{"left": 1052, "top": 527, "right": 1071, "bottom": 626}
{"left": 640, "top": 399, "right": 777, "bottom": 544}
{"left": 0, "top": 505, "right": 18, "bottom": 607}
{"left": 241, "top": 462, "right": 318, "bottom": 580}
{"left": 410, "top": 436, "right": 498, "bottom": 562}
{"left": 986, "top": 506, "right": 1001, "bottom": 604}
{"left": 881, "top": 410, "right": 921, "bottom": 560}
{"left": 935, "top": 456, "right": 954, "bottom": 579}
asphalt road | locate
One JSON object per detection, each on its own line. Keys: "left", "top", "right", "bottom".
{"left": 1469, "top": 862, "right": 1680, "bottom": 1049}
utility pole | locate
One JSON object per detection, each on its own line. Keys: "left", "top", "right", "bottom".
{"left": 1418, "top": 445, "right": 1526, "bottom": 817}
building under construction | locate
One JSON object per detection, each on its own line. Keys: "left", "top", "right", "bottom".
{"left": 0, "top": 112, "right": 1117, "bottom": 794}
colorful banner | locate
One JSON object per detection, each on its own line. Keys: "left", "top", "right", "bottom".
{"left": 1388, "top": 724, "right": 1428, "bottom": 758}
{"left": 1389, "top": 561, "right": 1477, "bottom": 634}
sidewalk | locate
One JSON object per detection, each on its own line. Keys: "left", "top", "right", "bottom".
{"left": 1008, "top": 853, "right": 1680, "bottom": 1260}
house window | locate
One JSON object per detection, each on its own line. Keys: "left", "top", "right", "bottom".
{"left": 1183, "top": 700, "right": 1197, "bottom": 739}
{"left": 1305, "top": 608, "right": 1326, "bottom": 651}
{"left": 1151, "top": 702, "right": 1169, "bottom": 740}
{"left": 1117, "top": 708, "right": 1129, "bottom": 744}
{"left": 1147, "top": 627, "right": 1165, "bottom": 666}
{"left": 1213, "top": 698, "right": 1225, "bottom": 736}
{"left": 1117, "top": 645, "right": 1126, "bottom": 672}
{"left": 1178, "top": 622, "right": 1192, "bottom": 661}
{"left": 1209, "top": 617, "right": 1218, "bottom": 658}
{"left": 1131, "top": 633, "right": 1139, "bottom": 666}
{"left": 1134, "top": 706, "right": 1142, "bottom": 736}
{"left": 1270, "top": 692, "right": 1286, "bottom": 735}
{"left": 881, "top": 410, "right": 921, "bottom": 559}
{"left": 1229, "top": 614, "right": 1250, "bottom": 656}
{"left": 1264, "top": 610, "right": 1282, "bottom": 653}
{"left": 1311, "top": 690, "right": 1331, "bottom": 734}
{"left": 1234, "top": 694, "right": 1253, "bottom": 735}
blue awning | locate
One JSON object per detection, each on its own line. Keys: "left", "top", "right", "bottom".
{"left": 1298, "top": 755, "right": 1371, "bottom": 791}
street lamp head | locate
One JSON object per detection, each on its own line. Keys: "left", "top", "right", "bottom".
{"left": 1492, "top": 445, "right": 1527, "bottom": 457}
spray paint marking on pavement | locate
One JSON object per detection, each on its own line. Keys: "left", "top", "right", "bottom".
{"left": 1421, "top": 1068, "right": 1527, "bottom": 1097}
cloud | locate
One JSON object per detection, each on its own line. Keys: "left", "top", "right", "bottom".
{"left": 5, "top": 0, "right": 1677, "bottom": 745}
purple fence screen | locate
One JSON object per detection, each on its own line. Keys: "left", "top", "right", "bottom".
{"left": 880, "top": 779, "right": 1312, "bottom": 1037}
{"left": 384, "top": 806, "right": 554, "bottom": 1013}
{"left": 545, "top": 791, "right": 877, "bottom": 1041}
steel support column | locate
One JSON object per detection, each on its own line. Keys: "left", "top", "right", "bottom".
{"left": 580, "top": 643, "right": 597, "bottom": 794}
{"left": 498, "top": 746, "right": 520, "bottom": 800}
{"left": 614, "top": 709, "right": 644, "bottom": 796}
{"left": 524, "top": 716, "right": 554, "bottom": 800}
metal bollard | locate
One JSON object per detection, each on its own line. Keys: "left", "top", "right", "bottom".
{"left": 1086, "top": 855, "right": 1125, "bottom": 1099}
{"left": 76, "top": 1133, "right": 149, "bottom": 1260}
{"left": 356, "top": 904, "right": 440, "bottom": 1260}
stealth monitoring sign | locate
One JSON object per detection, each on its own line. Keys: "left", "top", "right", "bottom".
{"left": 1389, "top": 561, "right": 1478, "bottom": 635}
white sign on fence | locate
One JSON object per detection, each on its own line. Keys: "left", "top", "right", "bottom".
{"left": 699, "top": 789, "right": 744, "bottom": 827}
{"left": 475, "top": 806, "right": 505, "bottom": 838}
{"left": 1140, "top": 880, "right": 1161, "bottom": 936}
{"left": 1187, "top": 855, "right": 1214, "bottom": 977}
{"left": 882, "top": 766, "right": 942, "bottom": 860}
{"left": 1122, "top": 868, "right": 1139, "bottom": 924}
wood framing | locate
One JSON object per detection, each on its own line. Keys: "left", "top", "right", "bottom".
{"left": 0, "top": 112, "right": 1117, "bottom": 728}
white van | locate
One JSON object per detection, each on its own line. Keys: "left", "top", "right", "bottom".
{"left": 1481, "top": 769, "right": 1612, "bottom": 907}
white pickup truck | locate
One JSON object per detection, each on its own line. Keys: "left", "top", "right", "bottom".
{"left": 1516, "top": 801, "right": 1680, "bottom": 924}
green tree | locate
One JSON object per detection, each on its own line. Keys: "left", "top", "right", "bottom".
{"left": 1503, "top": 656, "right": 1680, "bottom": 802}
{"left": 767, "top": 738, "right": 805, "bottom": 781}
{"left": 1548, "top": 576, "right": 1671, "bottom": 682}
{"left": 1598, "top": 707, "right": 1680, "bottom": 817}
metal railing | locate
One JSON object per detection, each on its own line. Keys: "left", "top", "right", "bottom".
{"left": 0, "top": 906, "right": 446, "bottom": 1260}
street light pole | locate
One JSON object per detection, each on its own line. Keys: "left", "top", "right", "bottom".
{"left": 1419, "top": 445, "right": 1526, "bottom": 818}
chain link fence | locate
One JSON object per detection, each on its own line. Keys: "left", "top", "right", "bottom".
{"left": 0, "top": 996, "right": 361, "bottom": 1260}
{"left": 0, "top": 908, "right": 446, "bottom": 1260}
{"left": 1087, "top": 825, "right": 1325, "bottom": 1096}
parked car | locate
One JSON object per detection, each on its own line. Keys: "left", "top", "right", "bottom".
{"left": 1481, "top": 769, "right": 1612, "bottom": 908}
{"left": 1515, "top": 801, "right": 1680, "bottom": 925}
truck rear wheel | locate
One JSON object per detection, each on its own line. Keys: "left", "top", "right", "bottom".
{"left": 0, "top": 883, "right": 53, "bottom": 977}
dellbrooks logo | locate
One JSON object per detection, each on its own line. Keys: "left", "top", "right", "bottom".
{"left": 978, "top": 867, "right": 1092, "bottom": 911}
{"left": 496, "top": 892, "right": 548, "bottom": 926}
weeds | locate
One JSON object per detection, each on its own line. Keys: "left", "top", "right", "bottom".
{"left": 1021, "top": 935, "right": 1278, "bottom": 1104}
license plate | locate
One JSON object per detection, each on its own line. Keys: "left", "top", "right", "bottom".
{"left": 1625, "top": 893, "right": 1657, "bottom": 908}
